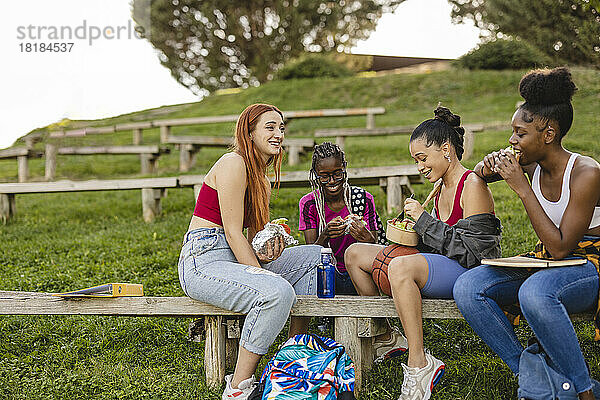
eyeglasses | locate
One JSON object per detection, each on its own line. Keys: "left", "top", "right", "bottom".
{"left": 317, "top": 170, "right": 346, "bottom": 184}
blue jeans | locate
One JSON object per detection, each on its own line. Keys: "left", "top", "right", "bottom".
{"left": 453, "top": 260, "right": 599, "bottom": 393}
{"left": 336, "top": 270, "right": 358, "bottom": 295}
{"left": 178, "top": 228, "right": 320, "bottom": 355}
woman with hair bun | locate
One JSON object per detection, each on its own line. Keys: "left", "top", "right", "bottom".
{"left": 345, "top": 106, "right": 501, "bottom": 400}
{"left": 178, "top": 104, "right": 321, "bottom": 400}
{"left": 454, "top": 67, "right": 600, "bottom": 399}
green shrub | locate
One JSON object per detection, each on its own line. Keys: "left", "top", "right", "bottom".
{"left": 457, "top": 39, "right": 552, "bottom": 70}
{"left": 275, "top": 54, "right": 353, "bottom": 80}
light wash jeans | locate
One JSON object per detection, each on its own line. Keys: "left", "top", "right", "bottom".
{"left": 178, "top": 227, "right": 320, "bottom": 355}
{"left": 453, "top": 258, "right": 599, "bottom": 393}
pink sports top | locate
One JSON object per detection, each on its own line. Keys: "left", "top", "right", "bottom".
{"left": 434, "top": 170, "right": 473, "bottom": 226}
{"left": 193, "top": 183, "right": 249, "bottom": 228}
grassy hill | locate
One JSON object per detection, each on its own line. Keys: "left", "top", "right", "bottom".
{"left": 1, "top": 68, "right": 599, "bottom": 399}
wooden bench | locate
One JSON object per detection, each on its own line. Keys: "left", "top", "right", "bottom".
{"left": 0, "top": 147, "right": 44, "bottom": 183}
{"left": 314, "top": 123, "right": 485, "bottom": 160}
{"left": 0, "top": 177, "right": 177, "bottom": 223}
{"left": 0, "top": 291, "right": 460, "bottom": 393}
{"left": 44, "top": 144, "right": 170, "bottom": 181}
{"left": 0, "top": 164, "right": 421, "bottom": 223}
{"left": 166, "top": 136, "right": 315, "bottom": 170}
{"left": 1, "top": 291, "right": 592, "bottom": 393}
{"left": 47, "top": 108, "right": 385, "bottom": 145}
{"left": 179, "top": 164, "right": 423, "bottom": 214}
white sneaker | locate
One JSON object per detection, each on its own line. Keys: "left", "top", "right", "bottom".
{"left": 222, "top": 374, "right": 257, "bottom": 400}
{"left": 373, "top": 327, "right": 409, "bottom": 363}
{"left": 398, "top": 353, "right": 445, "bottom": 400}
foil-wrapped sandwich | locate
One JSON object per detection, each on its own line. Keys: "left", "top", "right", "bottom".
{"left": 251, "top": 218, "right": 298, "bottom": 255}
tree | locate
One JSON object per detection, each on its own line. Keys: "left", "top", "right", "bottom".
{"left": 132, "top": 0, "right": 404, "bottom": 96}
{"left": 449, "top": 0, "right": 600, "bottom": 67}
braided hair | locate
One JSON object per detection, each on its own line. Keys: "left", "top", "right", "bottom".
{"left": 410, "top": 105, "right": 466, "bottom": 160}
{"left": 309, "top": 142, "right": 352, "bottom": 234}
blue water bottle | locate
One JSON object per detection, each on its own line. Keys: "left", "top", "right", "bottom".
{"left": 317, "top": 247, "right": 335, "bottom": 298}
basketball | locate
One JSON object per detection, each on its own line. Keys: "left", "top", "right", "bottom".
{"left": 372, "top": 244, "right": 419, "bottom": 296}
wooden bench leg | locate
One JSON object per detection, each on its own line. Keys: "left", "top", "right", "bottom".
{"left": 287, "top": 145, "right": 300, "bottom": 166}
{"left": 335, "top": 317, "right": 373, "bottom": 395}
{"left": 140, "top": 154, "right": 158, "bottom": 174}
{"left": 141, "top": 188, "right": 165, "bottom": 222}
{"left": 384, "top": 176, "right": 413, "bottom": 215}
{"left": 132, "top": 128, "right": 143, "bottom": 145}
{"left": 226, "top": 318, "right": 241, "bottom": 370}
{"left": 45, "top": 144, "right": 57, "bottom": 181}
{"left": 366, "top": 112, "right": 375, "bottom": 129}
{"left": 205, "top": 316, "right": 227, "bottom": 388}
{"left": 0, "top": 194, "right": 16, "bottom": 223}
{"left": 336, "top": 136, "right": 346, "bottom": 151}
{"left": 160, "top": 125, "right": 170, "bottom": 144}
{"left": 17, "top": 155, "right": 29, "bottom": 183}
{"left": 463, "top": 127, "right": 474, "bottom": 160}
{"left": 179, "top": 144, "right": 199, "bottom": 172}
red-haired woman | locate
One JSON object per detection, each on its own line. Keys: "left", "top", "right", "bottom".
{"left": 178, "top": 104, "right": 321, "bottom": 400}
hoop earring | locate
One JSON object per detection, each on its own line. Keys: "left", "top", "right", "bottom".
{"left": 444, "top": 153, "right": 451, "bottom": 163}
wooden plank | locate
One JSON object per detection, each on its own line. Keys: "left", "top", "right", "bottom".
{"left": 177, "top": 175, "right": 205, "bottom": 188}
{"left": 154, "top": 115, "right": 238, "bottom": 127}
{"left": 0, "top": 147, "right": 30, "bottom": 158}
{"left": 0, "top": 194, "right": 16, "bottom": 223}
{"left": 62, "top": 129, "right": 87, "bottom": 137}
{"left": 284, "top": 107, "right": 385, "bottom": 119}
{"left": 84, "top": 126, "right": 116, "bottom": 135}
{"left": 45, "top": 144, "right": 57, "bottom": 181}
{"left": 204, "top": 316, "right": 226, "bottom": 387}
{"left": 315, "top": 126, "right": 414, "bottom": 138}
{"left": 17, "top": 156, "right": 29, "bottom": 183}
{"left": 0, "top": 292, "right": 593, "bottom": 321}
{"left": 0, "top": 177, "right": 178, "bottom": 194}
{"left": 57, "top": 145, "right": 162, "bottom": 155}
{"left": 335, "top": 317, "right": 371, "bottom": 394}
{"left": 315, "top": 123, "right": 485, "bottom": 138}
{"left": 167, "top": 136, "right": 232, "bottom": 146}
{"left": 115, "top": 122, "right": 154, "bottom": 131}
{"left": 141, "top": 188, "right": 164, "bottom": 222}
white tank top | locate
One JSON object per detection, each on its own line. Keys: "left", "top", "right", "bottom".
{"left": 532, "top": 152, "right": 600, "bottom": 229}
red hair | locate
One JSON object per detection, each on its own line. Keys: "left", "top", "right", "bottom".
{"left": 233, "top": 104, "right": 283, "bottom": 233}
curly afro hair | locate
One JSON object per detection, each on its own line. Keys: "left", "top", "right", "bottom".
{"left": 518, "top": 67, "right": 577, "bottom": 138}
{"left": 519, "top": 67, "right": 577, "bottom": 105}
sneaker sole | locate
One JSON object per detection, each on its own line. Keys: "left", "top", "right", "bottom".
{"left": 373, "top": 346, "right": 408, "bottom": 363}
{"left": 422, "top": 364, "right": 445, "bottom": 400}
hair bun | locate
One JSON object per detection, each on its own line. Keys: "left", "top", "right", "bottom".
{"left": 519, "top": 67, "right": 577, "bottom": 106}
{"left": 434, "top": 106, "right": 461, "bottom": 128}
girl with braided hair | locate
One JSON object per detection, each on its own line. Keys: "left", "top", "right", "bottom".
{"left": 299, "top": 142, "right": 386, "bottom": 295}
{"left": 454, "top": 67, "right": 600, "bottom": 399}
{"left": 345, "top": 106, "right": 501, "bottom": 400}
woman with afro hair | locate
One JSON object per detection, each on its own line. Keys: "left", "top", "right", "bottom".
{"left": 454, "top": 67, "right": 600, "bottom": 399}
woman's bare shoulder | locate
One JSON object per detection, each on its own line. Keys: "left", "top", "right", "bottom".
{"left": 572, "top": 154, "right": 600, "bottom": 183}
{"left": 464, "top": 171, "right": 492, "bottom": 193}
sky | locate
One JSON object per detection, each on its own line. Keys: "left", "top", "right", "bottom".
{"left": 0, "top": 0, "right": 480, "bottom": 150}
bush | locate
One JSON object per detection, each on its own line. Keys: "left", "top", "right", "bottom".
{"left": 275, "top": 54, "right": 353, "bottom": 80}
{"left": 457, "top": 39, "right": 552, "bottom": 70}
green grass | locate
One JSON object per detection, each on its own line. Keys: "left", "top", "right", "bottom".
{"left": 1, "top": 67, "right": 600, "bottom": 399}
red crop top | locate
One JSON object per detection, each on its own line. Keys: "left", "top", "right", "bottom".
{"left": 434, "top": 170, "right": 473, "bottom": 226}
{"left": 193, "top": 183, "right": 250, "bottom": 228}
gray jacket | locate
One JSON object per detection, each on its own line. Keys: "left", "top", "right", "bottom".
{"left": 413, "top": 212, "right": 502, "bottom": 268}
